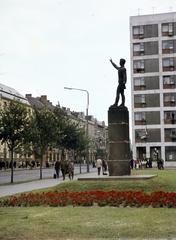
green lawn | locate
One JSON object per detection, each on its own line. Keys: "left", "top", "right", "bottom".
{"left": 0, "top": 207, "right": 176, "bottom": 239}
{"left": 36, "top": 168, "right": 176, "bottom": 193}
{"left": 1, "top": 169, "right": 176, "bottom": 240}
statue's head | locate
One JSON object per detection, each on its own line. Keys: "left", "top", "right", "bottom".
{"left": 120, "top": 58, "right": 126, "bottom": 66}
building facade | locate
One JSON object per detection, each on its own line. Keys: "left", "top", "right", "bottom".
{"left": 26, "top": 94, "right": 107, "bottom": 164}
{"left": 130, "top": 12, "right": 176, "bottom": 165}
{"left": 0, "top": 83, "right": 32, "bottom": 167}
{"left": 0, "top": 89, "right": 107, "bottom": 168}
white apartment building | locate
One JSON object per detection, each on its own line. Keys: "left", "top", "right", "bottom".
{"left": 130, "top": 12, "right": 176, "bottom": 165}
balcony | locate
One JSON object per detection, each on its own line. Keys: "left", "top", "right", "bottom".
{"left": 133, "top": 50, "right": 145, "bottom": 57}
{"left": 162, "top": 48, "right": 174, "bottom": 54}
{"left": 163, "top": 66, "right": 175, "bottom": 72}
{"left": 164, "top": 100, "right": 176, "bottom": 107}
{"left": 163, "top": 82, "right": 175, "bottom": 89}
{"left": 164, "top": 118, "right": 176, "bottom": 124}
{"left": 134, "top": 102, "right": 146, "bottom": 108}
{"left": 134, "top": 68, "right": 145, "bottom": 74}
{"left": 134, "top": 84, "right": 146, "bottom": 91}
{"left": 135, "top": 119, "right": 146, "bottom": 125}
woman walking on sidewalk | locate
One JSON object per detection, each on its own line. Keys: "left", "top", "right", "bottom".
{"left": 96, "top": 157, "right": 102, "bottom": 176}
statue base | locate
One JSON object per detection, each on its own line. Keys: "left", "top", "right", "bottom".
{"left": 107, "top": 105, "right": 131, "bottom": 176}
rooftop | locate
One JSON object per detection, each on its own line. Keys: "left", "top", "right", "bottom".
{"left": 0, "top": 83, "right": 29, "bottom": 105}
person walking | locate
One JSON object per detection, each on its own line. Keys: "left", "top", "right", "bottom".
{"left": 68, "top": 160, "right": 74, "bottom": 180}
{"left": 54, "top": 160, "right": 61, "bottom": 178}
{"left": 102, "top": 159, "right": 108, "bottom": 175}
{"left": 96, "top": 157, "right": 102, "bottom": 176}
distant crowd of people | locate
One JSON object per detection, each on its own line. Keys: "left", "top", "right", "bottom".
{"left": 130, "top": 158, "right": 164, "bottom": 170}
{"left": 1, "top": 155, "right": 165, "bottom": 177}
{"left": 0, "top": 160, "right": 16, "bottom": 170}
{"left": 0, "top": 159, "right": 41, "bottom": 170}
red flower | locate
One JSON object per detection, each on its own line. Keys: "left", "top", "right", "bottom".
{"left": 0, "top": 190, "right": 176, "bottom": 208}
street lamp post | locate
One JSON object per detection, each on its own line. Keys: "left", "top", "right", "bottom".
{"left": 64, "top": 87, "right": 90, "bottom": 172}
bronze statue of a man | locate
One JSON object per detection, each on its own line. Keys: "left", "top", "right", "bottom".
{"left": 110, "top": 58, "right": 127, "bottom": 107}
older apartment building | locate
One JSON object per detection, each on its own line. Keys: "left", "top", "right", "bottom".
{"left": 26, "top": 94, "right": 107, "bottom": 164}
{"left": 0, "top": 85, "right": 107, "bottom": 168}
{"left": 0, "top": 83, "right": 31, "bottom": 165}
{"left": 130, "top": 12, "right": 176, "bottom": 165}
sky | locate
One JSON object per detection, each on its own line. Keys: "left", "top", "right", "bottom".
{"left": 0, "top": 0, "right": 176, "bottom": 125}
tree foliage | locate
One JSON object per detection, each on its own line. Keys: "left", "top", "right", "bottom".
{"left": 54, "top": 107, "right": 89, "bottom": 153}
{"left": 30, "top": 107, "right": 59, "bottom": 179}
{"left": 61, "top": 121, "right": 89, "bottom": 152}
{"left": 0, "top": 100, "right": 91, "bottom": 182}
{"left": 0, "top": 100, "right": 31, "bottom": 183}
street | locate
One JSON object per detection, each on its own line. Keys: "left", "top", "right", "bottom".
{"left": 0, "top": 164, "right": 94, "bottom": 184}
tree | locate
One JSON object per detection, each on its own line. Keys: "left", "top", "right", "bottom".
{"left": 0, "top": 100, "right": 31, "bottom": 183}
{"left": 30, "top": 107, "right": 58, "bottom": 179}
{"left": 53, "top": 107, "right": 89, "bottom": 163}
{"left": 60, "top": 120, "right": 89, "bottom": 158}
{"left": 53, "top": 107, "right": 68, "bottom": 148}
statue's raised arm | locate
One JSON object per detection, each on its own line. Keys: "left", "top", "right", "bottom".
{"left": 110, "top": 58, "right": 120, "bottom": 70}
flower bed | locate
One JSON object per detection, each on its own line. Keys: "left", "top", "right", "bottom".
{"left": 1, "top": 190, "right": 176, "bottom": 208}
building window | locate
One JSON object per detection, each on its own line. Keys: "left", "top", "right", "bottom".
{"left": 134, "top": 112, "right": 146, "bottom": 125}
{"left": 163, "top": 75, "right": 175, "bottom": 89}
{"left": 165, "top": 128, "right": 176, "bottom": 142}
{"left": 164, "top": 94, "right": 176, "bottom": 106}
{"left": 162, "top": 23, "right": 174, "bottom": 36}
{"left": 133, "top": 25, "right": 144, "bottom": 39}
{"left": 163, "top": 58, "right": 174, "bottom": 71}
{"left": 133, "top": 43, "right": 144, "bottom": 56}
{"left": 134, "top": 94, "right": 146, "bottom": 108}
{"left": 134, "top": 77, "right": 145, "bottom": 86}
{"left": 135, "top": 129, "right": 148, "bottom": 142}
{"left": 164, "top": 111, "right": 176, "bottom": 124}
{"left": 133, "top": 60, "right": 145, "bottom": 73}
{"left": 162, "top": 40, "right": 174, "bottom": 54}
{"left": 134, "top": 77, "right": 145, "bottom": 90}
{"left": 165, "top": 146, "right": 176, "bottom": 161}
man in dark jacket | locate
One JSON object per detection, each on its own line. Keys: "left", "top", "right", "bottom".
{"left": 54, "top": 160, "right": 61, "bottom": 178}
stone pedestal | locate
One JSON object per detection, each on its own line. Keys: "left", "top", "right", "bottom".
{"left": 108, "top": 106, "right": 131, "bottom": 176}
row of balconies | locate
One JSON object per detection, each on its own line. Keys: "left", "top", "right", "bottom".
{"left": 134, "top": 83, "right": 176, "bottom": 91}
{"left": 135, "top": 119, "right": 176, "bottom": 126}
{"left": 133, "top": 45, "right": 175, "bottom": 57}
{"left": 135, "top": 128, "right": 176, "bottom": 143}
{"left": 132, "top": 22, "right": 175, "bottom": 40}
{"left": 133, "top": 30, "right": 174, "bottom": 39}
{"left": 134, "top": 110, "right": 176, "bottom": 126}
{"left": 134, "top": 100, "right": 176, "bottom": 108}
{"left": 133, "top": 65, "right": 175, "bottom": 74}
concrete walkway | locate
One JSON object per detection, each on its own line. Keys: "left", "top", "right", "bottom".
{"left": 0, "top": 170, "right": 97, "bottom": 198}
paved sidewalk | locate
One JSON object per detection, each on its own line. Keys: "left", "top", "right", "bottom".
{"left": 0, "top": 170, "right": 97, "bottom": 198}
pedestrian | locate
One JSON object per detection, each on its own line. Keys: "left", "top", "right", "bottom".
{"left": 92, "top": 160, "right": 96, "bottom": 168}
{"left": 102, "top": 159, "right": 108, "bottom": 175}
{"left": 96, "top": 157, "right": 102, "bottom": 176}
{"left": 68, "top": 160, "right": 74, "bottom": 180}
{"left": 148, "top": 158, "right": 152, "bottom": 168}
{"left": 54, "top": 160, "right": 61, "bottom": 178}
{"left": 61, "top": 160, "right": 68, "bottom": 180}
{"left": 157, "top": 159, "right": 164, "bottom": 170}
{"left": 130, "top": 159, "right": 134, "bottom": 169}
